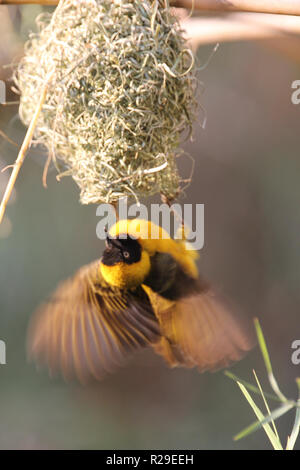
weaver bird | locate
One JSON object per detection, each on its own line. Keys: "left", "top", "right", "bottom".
{"left": 28, "top": 219, "right": 254, "bottom": 383}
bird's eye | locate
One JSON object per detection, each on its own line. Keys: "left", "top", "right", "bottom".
{"left": 123, "top": 251, "right": 130, "bottom": 259}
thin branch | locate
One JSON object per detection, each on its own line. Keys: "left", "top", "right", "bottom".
{"left": 0, "top": 129, "right": 18, "bottom": 147}
{"left": 0, "top": 0, "right": 58, "bottom": 4}
{"left": 172, "top": 0, "right": 300, "bottom": 16}
{"left": 1, "top": 2, "right": 300, "bottom": 46}
{"left": 182, "top": 13, "right": 300, "bottom": 46}
{"left": 1, "top": 0, "right": 300, "bottom": 17}
{"left": 0, "top": 75, "right": 52, "bottom": 225}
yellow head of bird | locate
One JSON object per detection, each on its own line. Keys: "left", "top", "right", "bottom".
{"left": 100, "top": 219, "right": 198, "bottom": 289}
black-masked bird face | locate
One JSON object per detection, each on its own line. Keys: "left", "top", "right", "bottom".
{"left": 101, "top": 235, "right": 142, "bottom": 266}
{"left": 100, "top": 234, "right": 151, "bottom": 289}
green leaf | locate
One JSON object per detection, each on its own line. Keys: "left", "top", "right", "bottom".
{"left": 254, "top": 318, "right": 272, "bottom": 374}
{"left": 253, "top": 369, "right": 279, "bottom": 440}
{"left": 234, "top": 382, "right": 283, "bottom": 450}
{"left": 236, "top": 401, "right": 295, "bottom": 440}
{"left": 225, "top": 370, "right": 280, "bottom": 402}
{"left": 286, "top": 379, "right": 300, "bottom": 450}
{"left": 286, "top": 408, "right": 300, "bottom": 450}
{"left": 254, "top": 318, "right": 287, "bottom": 403}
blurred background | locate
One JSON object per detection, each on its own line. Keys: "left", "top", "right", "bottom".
{"left": 0, "top": 4, "right": 299, "bottom": 450}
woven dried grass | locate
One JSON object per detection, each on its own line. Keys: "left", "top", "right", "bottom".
{"left": 15, "top": 0, "right": 197, "bottom": 204}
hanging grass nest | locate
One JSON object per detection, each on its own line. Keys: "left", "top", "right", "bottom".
{"left": 15, "top": 0, "right": 197, "bottom": 204}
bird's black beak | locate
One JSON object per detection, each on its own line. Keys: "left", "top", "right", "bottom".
{"left": 102, "top": 235, "right": 123, "bottom": 266}
{"left": 105, "top": 234, "right": 111, "bottom": 248}
{"left": 105, "top": 234, "right": 123, "bottom": 250}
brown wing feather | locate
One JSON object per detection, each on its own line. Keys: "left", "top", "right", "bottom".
{"left": 28, "top": 261, "right": 160, "bottom": 383}
{"left": 143, "top": 284, "right": 254, "bottom": 372}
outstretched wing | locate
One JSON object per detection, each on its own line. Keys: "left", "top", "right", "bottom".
{"left": 28, "top": 261, "right": 160, "bottom": 383}
{"left": 143, "top": 279, "right": 254, "bottom": 372}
